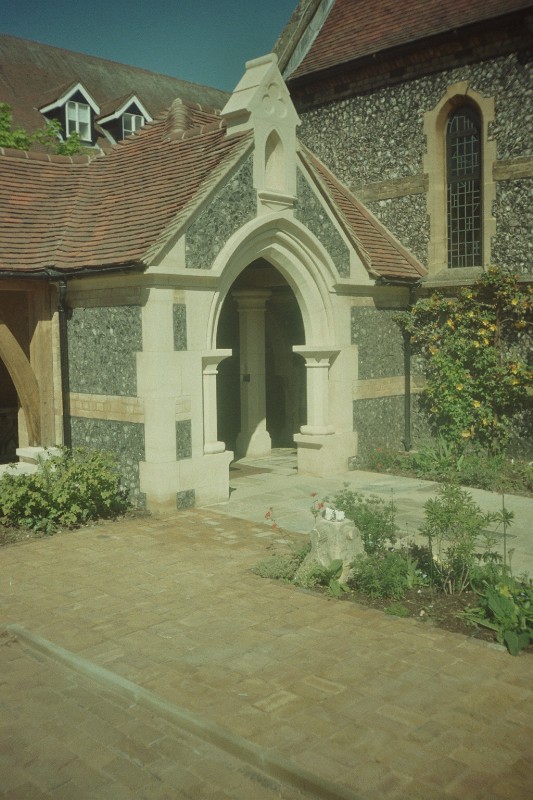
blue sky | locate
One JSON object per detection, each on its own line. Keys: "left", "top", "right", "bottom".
{"left": 1, "top": 0, "right": 298, "bottom": 91}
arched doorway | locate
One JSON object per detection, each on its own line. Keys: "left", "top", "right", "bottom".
{"left": 216, "top": 259, "right": 306, "bottom": 455}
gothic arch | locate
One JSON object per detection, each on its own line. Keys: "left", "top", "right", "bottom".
{"left": 207, "top": 215, "right": 337, "bottom": 350}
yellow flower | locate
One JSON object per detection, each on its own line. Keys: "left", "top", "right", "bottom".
{"left": 473, "top": 400, "right": 481, "bottom": 408}
{"left": 456, "top": 384, "right": 464, "bottom": 391}
{"left": 461, "top": 430, "right": 471, "bottom": 438}
{"left": 447, "top": 318, "right": 455, "bottom": 330}
{"left": 473, "top": 340, "right": 480, "bottom": 348}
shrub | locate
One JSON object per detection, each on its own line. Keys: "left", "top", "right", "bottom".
{"left": 419, "top": 484, "right": 505, "bottom": 594}
{"left": 328, "top": 484, "right": 398, "bottom": 555}
{"left": 396, "top": 268, "right": 533, "bottom": 454}
{"left": 350, "top": 551, "right": 413, "bottom": 600}
{"left": 253, "top": 541, "right": 310, "bottom": 582}
{"left": 252, "top": 553, "right": 301, "bottom": 581}
{"left": 0, "top": 448, "right": 129, "bottom": 533}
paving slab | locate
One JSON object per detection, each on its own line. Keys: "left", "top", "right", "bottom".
{"left": 1, "top": 504, "right": 532, "bottom": 799}
{"left": 215, "top": 455, "right": 533, "bottom": 576}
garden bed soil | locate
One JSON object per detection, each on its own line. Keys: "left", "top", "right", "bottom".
{"left": 313, "top": 584, "right": 532, "bottom": 655}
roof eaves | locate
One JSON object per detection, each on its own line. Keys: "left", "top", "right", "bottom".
{"left": 97, "top": 93, "right": 153, "bottom": 124}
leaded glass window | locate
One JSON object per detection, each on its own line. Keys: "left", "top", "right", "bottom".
{"left": 446, "top": 106, "right": 482, "bottom": 268}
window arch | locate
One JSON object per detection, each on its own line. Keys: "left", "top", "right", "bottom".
{"left": 423, "top": 83, "right": 496, "bottom": 276}
{"left": 446, "top": 105, "right": 482, "bottom": 268}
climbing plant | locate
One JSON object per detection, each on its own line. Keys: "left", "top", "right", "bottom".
{"left": 396, "top": 268, "right": 533, "bottom": 452}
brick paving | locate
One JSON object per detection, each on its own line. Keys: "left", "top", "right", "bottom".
{"left": 1, "top": 509, "right": 532, "bottom": 799}
{"left": 0, "top": 630, "right": 305, "bottom": 799}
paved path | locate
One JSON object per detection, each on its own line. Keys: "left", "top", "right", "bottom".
{"left": 0, "top": 629, "right": 304, "bottom": 800}
{"left": 1, "top": 504, "right": 532, "bottom": 799}
{"left": 215, "top": 454, "right": 533, "bottom": 576}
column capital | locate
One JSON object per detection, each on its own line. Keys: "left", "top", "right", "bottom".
{"left": 293, "top": 346, "right": 340, "bottom": 366}
{"left": 232, "top": 289, "right": 272, "bottom": 310}
{"left": 202, "top": 349, "right": 232, "bottom": 374}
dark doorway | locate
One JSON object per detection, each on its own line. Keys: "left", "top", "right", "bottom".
{"left": 216, "top": 260, "right": 306, "bottom": 453}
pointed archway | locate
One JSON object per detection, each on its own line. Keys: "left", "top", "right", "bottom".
{"left": 204, "top": 216, "right": 356, "bottom": 478}
{"left": 216, "top": 259, "right": 306, "bottom": 456}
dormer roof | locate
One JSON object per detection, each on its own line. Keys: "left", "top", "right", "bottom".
{"left": 39, "top": 80, "right": 100, "bottom": 115}
{"left": 97, "top": 94, "right": 152, "bottom": 125}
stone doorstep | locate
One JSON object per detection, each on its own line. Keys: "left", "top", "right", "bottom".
{"left": 6, "top": 624, "right": 362, "bottom": 800}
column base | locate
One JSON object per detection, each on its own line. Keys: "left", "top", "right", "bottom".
{"left": 294, "top": 431, "right": 356, "bottom": 477}
{"left": 236, "top": 428, "right": 272, "bottom": 459}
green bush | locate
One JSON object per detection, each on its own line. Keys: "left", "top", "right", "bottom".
{"left": 253, "top": 541, "right": 310, "bottom": 582}
{"left": 252, "top": 553, "right": 301, "bottom": 581}
{"left": 0, "top": 448, "right": 129, "bottom": 533}
{"left": 350, "top": 551, "right": 413, "bottom": 599}
{"left": 328, "top": 484, "right": 398, "bottom": 555}
{"left": 420, "top": 484, "right": 505, "bottom": 594}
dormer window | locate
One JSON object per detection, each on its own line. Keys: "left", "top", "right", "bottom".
{"left": 39, "top": 82, "right": 99, "bottom": 146}
{"left": 66, "top": 100, "right": 91, "bottom": 140}
{"left": 98, "top": 95, "right": 152, "bottom": 144}
{"left": 122, "top": 113, "right": 144, "bottom": 138}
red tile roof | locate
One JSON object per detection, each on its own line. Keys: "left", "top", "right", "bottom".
{"left": 300, "top": 146, "right": 426, "bottom": 282}
{"left": 0, "top": 34, "right": 228, "bottom": 139}
{"left": 0, "top": 102, "right": 425, "bottom": 284}
{"left": 288, "top": 0, "right": 532, "bottom": 78}
{"left": 0, "top": 105, "right": 251, "bottom": 274}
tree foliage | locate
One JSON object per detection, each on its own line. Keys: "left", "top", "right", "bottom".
{"left": 0, "top": 102, "right": 84, "bottom": 155}
{"left": 397, "top": 268, "right": 533, "bottom": 452}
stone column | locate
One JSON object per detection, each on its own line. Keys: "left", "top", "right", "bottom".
{"left": 233, "top": 290, "right": 272, "bottom": 458}
{"left": 202, "top": 350, "right": 232, "bottom": 454}
{"left": 293, "top": 346, "right": 339, "bottom": 435}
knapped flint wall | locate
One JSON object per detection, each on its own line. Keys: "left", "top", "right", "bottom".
{"left": 67, "top": 305, "right": 145, "bottom": 502}
{"left": 295, "top": 169, "right": 351, "bottom": 276}
{"left": 185, "top": 157, "right": 256, "bottom": 270}
{"left": 67, "top": 306, "right": 142, "bottom": 396}
{"left": 297, "top": 53, "right": 532, "bottom": 275}
{"left": 69, "top": 417, "right": 145, "bottom": 506}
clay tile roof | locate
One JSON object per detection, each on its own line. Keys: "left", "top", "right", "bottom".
{"left": 300, "top": 145, "right": 426, "bottom": 282}
{"left": 0, "top": 109, "right": 251, "bottom": 274}
{"left": 97, "top": 93, "right": 138, "bottom": 120}
{"left": 0, "top": 34, "right": 229, "bottom": 136}
{"left": 0, "top": 149, "right": 91, "bottom": 273}
{"left": 288, "top": 0, "right": 533, "bottom": 79}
